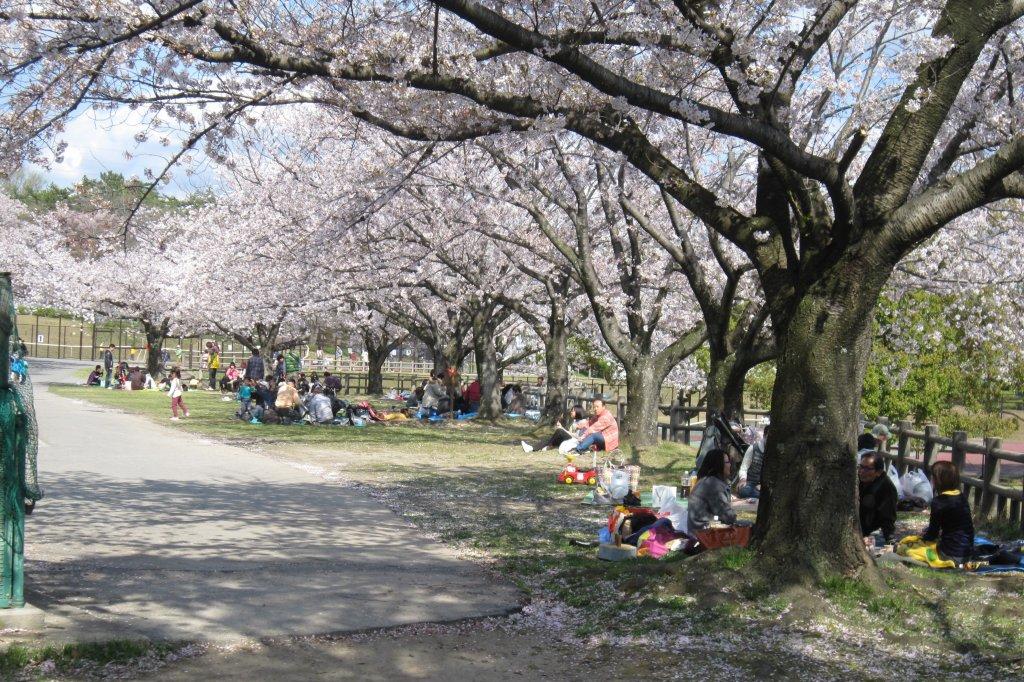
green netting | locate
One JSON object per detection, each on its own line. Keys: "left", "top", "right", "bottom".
{"left": 1, "top": 273, "right": 40, "bottom": 607}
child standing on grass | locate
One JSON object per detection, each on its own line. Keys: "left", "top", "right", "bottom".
{"left": 169, "top": 368, "right": 190, "bottom": 421}
{"left": 238, "top": 379, "right": 254, "bottom": 419}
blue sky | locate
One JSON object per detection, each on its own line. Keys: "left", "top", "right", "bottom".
{"left": 28, "top": 106, "right": 218, "bottom": 198}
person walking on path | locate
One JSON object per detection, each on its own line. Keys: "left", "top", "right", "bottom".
{"left": 102, "top": 343, "right": 115, "bottom": 388}
{"left": 169, "top": 368, "right": 190, "bottom": 421}
{"left": 245, "top": 348, "right": 265, "bottom": 381}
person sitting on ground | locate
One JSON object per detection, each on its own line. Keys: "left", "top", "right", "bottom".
{"left": 573, "top": 399, "right": 620, "bottom": 454}
{"left": 275, "top": 378, "right": 302, "bottom": 421}
{"left": 503, "top": 384, "right": 525, "bottom": 413}
{"left": 86, "top": 365, "right": 103, "bottom": 386}
{"left": 129, "top": 366, "right": 145, "bottom": 391}
{"left": 687, "top": 448, "right": 739, "bottom": 531}
{"left": 297, "top": 372, "right": 310, "bottom": 395}
{"left": 857, "top": 432, "right": 878, "bottom": 452}
{"left": 323, "top": 371, "right": 342, "bottom": 393}
{"left": 736, "top": 425, "right": 768, "bottom": 499}
{"left": 919, "top": 461, "right": 975, "bottom": 563}
{"left": 306, "top": 386, "right": 334, "bottom": 424}
{"left": 521, "top": 405, "right": 587, "bottom": 452}
{"left": 220, "top": 362, "right": 240, "bottom": 396}
{"left": 858, "top": 451, "right": 898, "bottom": 546}
{"left": 244, "top": 348, "right": 264, "bottom": 380}
{"left": 115, "top": 361, "right": 130, "bottom": 388}
{"left": 870, "top": 423, "right": 891, "bottom": 450}
{"left": 420, "top": 373, "right": 447, "bottom": 414}
{"left": 254, "top": 377, "right": 275, "bottom": 408}
{"left": 460, "top": 377, "right": 481, "bottom": 413}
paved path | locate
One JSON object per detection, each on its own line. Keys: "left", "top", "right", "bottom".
{"left": 16, "top": 360, "right": 520, "bottom": 643}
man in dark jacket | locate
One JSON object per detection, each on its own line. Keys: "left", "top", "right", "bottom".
{"left": 244, "top": 348, "right": 265, "bottom": 380}
{"left": 323, "top": 371, "right": 342, "bottom": 392}
{"left": 102, "top": 343, "right": 115, "bottom": 388}
{"left": 858, "top": 452, "right": 898, "bottom": 545}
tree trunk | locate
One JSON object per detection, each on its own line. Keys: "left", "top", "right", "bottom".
{"left": 706, "top": 350, "right": 758, "bottom": 423}
{"left": 704, "top": 351, "right": 735, "bottom": 424}
{"left": 722, "top": 358, "right": 750, "bottom": 422}
{"left": 365, "top": 345, "right": 388, "bottom": 395}
{"left": 142, "top": 319, "right": 168, "bottom": 379}
{"left": 622, "top": 357, "right": 665, "bottom": 449}
{"left": 474, "top": 324, "right": 502, "bottom": 420}
{"left": 752, "top": 267, "right": 884, "bottom": 584}
{"left": 542, "top": 320, "right": 569, "bottom": 425}
{"left": 431, "top": 345, "right": 448, "bottom": 375}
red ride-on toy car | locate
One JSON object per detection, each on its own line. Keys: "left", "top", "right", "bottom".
{"left": 557, "top": 450, "right": 598, "bottom": 485}
{"left": 558, "top": 463, "right": 598, "bottom": 485}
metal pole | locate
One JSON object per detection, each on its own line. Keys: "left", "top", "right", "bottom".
{"left": 0, "top": 274, "right": 11, "bottom": 387}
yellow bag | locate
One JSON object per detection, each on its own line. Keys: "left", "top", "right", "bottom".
{"left": 896, "top": 535, "right": 956, "bottom": 569}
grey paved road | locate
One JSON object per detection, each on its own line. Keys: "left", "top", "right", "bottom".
{"left": 16, "top": 360, "right": 520, "bottom": 643}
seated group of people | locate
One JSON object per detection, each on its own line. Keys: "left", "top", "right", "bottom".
{"left": 235, "top": 373, "right": 374, "bottom": 425}
{"left": 87, "top": 362, "right": 157, "bottom": 391}
{"left": 858, "top": 449, "right": 974, "bottom": 563}
{"left": 408, "top": 371, "right": 481, "bottom": 417}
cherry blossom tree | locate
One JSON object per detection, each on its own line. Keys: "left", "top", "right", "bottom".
{"left": 469, "top": 138, "right": 707, "bottom": 445}
{"left": 5, "top": 0, "right": 1024, "bottom": 581}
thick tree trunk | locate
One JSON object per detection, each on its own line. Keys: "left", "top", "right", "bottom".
{"left": 365, "top": 345, "right": 388, "bottom": 395}
{"left": 622, "top": 357, "right": 665, "bottom": 449}
{"left": 142, "top": 319, "right": 168, "bottom": 379}
{"left": 431, "top": 345, "right": 448, "bottom": 375}
{"left": 704, "top": 352, "right": 735, "bottom": 424}
{"left": 474, "top": 324, "right": 502, "bottom": 420}
{"left": 722, "top": 359, "right": 749, "bottom": 421}
{"left": 542, "top": 320, "right": 569, "bottom": 425}
{"left": 706, "top": 351, "right": 758, "bottom": 423}
{"left": 752, "top": 267, "right": 885, "bottom": 584}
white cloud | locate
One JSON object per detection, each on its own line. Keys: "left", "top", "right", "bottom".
{"left": 28, "top": 106, "right": 217, "bottom": 197}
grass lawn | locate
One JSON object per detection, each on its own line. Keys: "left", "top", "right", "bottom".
{"left": 41, "top": 383, "right": 1024, "bottom": 678}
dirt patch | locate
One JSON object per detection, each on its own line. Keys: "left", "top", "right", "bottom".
{"left": 140, "top": 628, "right": 616, "bottom": 681}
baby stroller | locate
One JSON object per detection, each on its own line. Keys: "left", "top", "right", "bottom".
{"left": 695, "top": 412, "right": 747, "bottom": 482}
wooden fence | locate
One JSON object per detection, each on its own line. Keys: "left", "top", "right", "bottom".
{"left": 873, "top": 419, "right": 1024, "bottom": 531}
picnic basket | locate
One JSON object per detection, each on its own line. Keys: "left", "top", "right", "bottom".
{"left": 694, "top": 525, "right": 751, "bottom": 550}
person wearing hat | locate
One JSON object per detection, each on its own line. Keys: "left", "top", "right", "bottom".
{"left": 871, "top": 423, "right": 891, "bottom": 450}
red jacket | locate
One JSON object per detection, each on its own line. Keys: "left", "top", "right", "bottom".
{"left": 584, "top": 410, "right": 619, "bottom": 451}
{"left": 464, "top": 380, "right": 481, "bottom": 402}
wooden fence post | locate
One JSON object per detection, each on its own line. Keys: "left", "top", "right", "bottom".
{"left": 951, "top": 430, "right": 968, "bottom": 475}
{"left": 922, "top": 424, "right": 938, "bottom": 469}
{"left": 980, "top": 437, "right": 1002, "bottom": 519}
{"left": 896, "top": 420, "right": 911, "bottom": 474}
{"left": 669, "top": 402, "right": 682, "bottom": 443}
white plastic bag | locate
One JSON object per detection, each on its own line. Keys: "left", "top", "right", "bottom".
{"left": 659, "top": 497, "right": 688, "bottom": 534}
{"left": 886, "top": 464, "right": 903, "bottom": 499}
{"left": 608, "top": 469, "right": 631, "bottom": 500}
{"left": 900, "top": 469, "right": 933, "bottom": 504}
{"left": 558, "top": 437, "right": 579, "bottom": 454}
{"left": 652, "top": 485, "right": 678, "bottom": 509}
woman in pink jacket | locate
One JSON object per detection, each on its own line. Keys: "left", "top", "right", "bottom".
{"left": 574, "top": 399, "right": 619, "bottom": 453}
